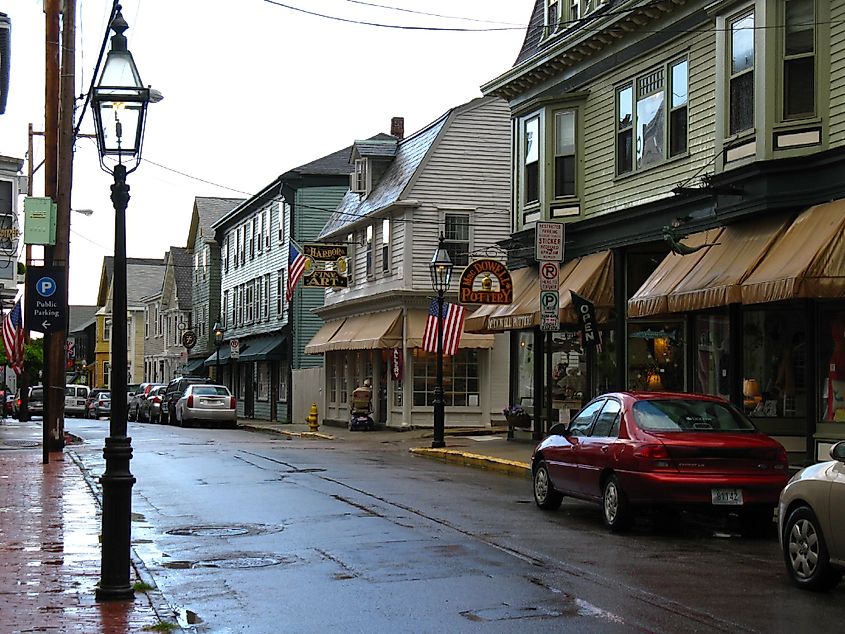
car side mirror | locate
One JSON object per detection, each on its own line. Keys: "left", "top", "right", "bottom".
{"left": 831, "top": 441, "right": 845, "bottom": 463}
{"left": 548, "top": 423, "right": 570, "bottom": 437}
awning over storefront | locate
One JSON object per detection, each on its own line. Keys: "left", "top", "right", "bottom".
{"left": 184, "top": 357, "right": 206, "bottom": 374}
{"left": 628, "top": 230, "right": 722, "bottom": 318}
{"left": 406, "top": 310, "right": 495, "bottom": 349}
{"left": 465, "top": 251, "right": 615, "bottom": 333}
{"left": 305, "top": 309, "right": 403, "bottom": 353}
{"left": 204, "top": 334, "right": 287, "bottom": 365}
{"left": 303, "top": 319, "right": 345, "bottom": 354}
{"left": 665, "top": 214, "right": 788, "bottom": 313}
{"left": 741, "top": 200, "right": 845, "bottom": 304}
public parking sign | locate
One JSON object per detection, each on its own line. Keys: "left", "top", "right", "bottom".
{"left": 25, "top": 265, "right": 66, "bottom": 333}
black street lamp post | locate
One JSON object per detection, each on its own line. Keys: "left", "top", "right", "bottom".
{"left": 91, "top": 6, "right": 150, "bottom": 601}
{"left": 213, "top": 321, "right": 225, "bottom": 383}
{"left": 429, "top": 234, "right": 454, "bottom": 449}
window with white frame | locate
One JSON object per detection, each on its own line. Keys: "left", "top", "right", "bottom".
{"left": 232, "top": 286, "right": 238, "bottom": 325}
{"left": 381, "top": 218, "right": 391, "bottom": 274}
{"left": 246, "top": 281, "right": 254, "bottom": 323}
{"left": 277, "top": 269, "right": 284, "bottom": 317}
{"left": 553, "top": 110, "right": 576, "bottom": 198}
{"left": 444, "top": 214, "right": 470, "bottom": 267}
{"left": 104, "top": 361, "right": 111, "bottom": 388}
{"left": 263, "top": 274, "right": 270, "bottom": 320}
{"left": 241, "top": 225, "right": 247, "bottom": 264}
{"left": 413, "top": 348, "right": 479, "bottom": 406}
{"left": 545, "top": 0, "right": 560, "bottom": 37}
{"left": 144, "top": 308, "right": 149, "bottom": 338}
{"left": 257, "top": 212, "right": 263, "bottom": 253}
{"left": 249, "top": 219, "right": 255, "bottom": 260}
{"left": 278, "top": 201, "right": 289, "bottom": 243}
{"left": 346, "top": 233, "right": 354, "bottom": 284}
{"left": 782, "top": 0, "right": 815, "bottom": 120}
{"left": 351, "top": 158, "right": 369, "bottom": 194}
{"left": 728, "top": 11, "right": 755, "bottom": 136}
{"left": 523, "top": 115, "right": 540, "bottom": 206}
{"left": 278, "top": 359, "right": 289, "bottom": 402}
{"left": 234, "top": 229, "right": 240, "bottom": 268}
{"left": 238, "top": 284, "right": 244, "bottom": 324}
{"left": 263, "top": 208, "right": 270, "bottom": 249}
{"left": 616, "top": 57, "right": 689, "bottom": 174}
{"left": 224, "top": 235, "right": 229, "bottom": 273}
{"left": 257, "top": 363, "right": 270, "bottom": 402}
{"left": 328, "top": 358, "right": 337, "bottom": 403}
{"left": 365, "top": 225, "right": 374, "bottom": 278}
{"left": 104, "top": 318, "right": 111, "bottom": 341}
{"left": 223, "top": 291, "right": 229, "bottom": 328}
{"left": 253, "top": 277, "right": 260, "bottom": 321}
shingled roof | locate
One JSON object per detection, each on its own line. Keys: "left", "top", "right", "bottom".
{"left": 99, "top": 256, "right": 166, "bottom": 307}
{"left": 170, "top": 246, "right": 193, "bottom": 311}
{"left": 194, "top": 197, "right": 245, "bottom": 242}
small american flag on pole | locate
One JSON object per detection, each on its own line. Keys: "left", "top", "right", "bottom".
{"left": 422, "top": 298, "right": 465, "bottom": 356}
{"left": 2, "top": 299, "right": 25, "bottom": 375}
{"left": 286, "top": 241, "right": 307, "bottom": 303}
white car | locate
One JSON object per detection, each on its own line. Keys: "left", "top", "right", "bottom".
{"left": 174, "top": 384, "right": 237, "bottom": 428}
{"left": 64, "top": 385, "right": 90, "bottom": 418}
{"left": 779, "top": 441, "right": 845, "bottom": 591}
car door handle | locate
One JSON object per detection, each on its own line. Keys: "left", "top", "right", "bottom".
{"left": 601, "top": 446, "right": 609, "bottom": 453}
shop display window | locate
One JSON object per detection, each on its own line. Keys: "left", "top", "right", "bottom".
{"left": 627, "top": 321, "right": 685, "bottom": 392}
{"left": 412, "top": 348, "right": 479, "bottom": 407}
{"left": 516, "top": 331, "right": 534, "bottom": 407}
{"left": 257, "top": 363, "right": 269, "bottom": 402}
{"left": 742, "top": 309, "right": 806, "bottom": 418}
{"left": 820, "top": 309, "right": 845, "bottom": 422}
{"left": 694, "top": 314, "right": 731, "bottom": 399}
{"left": 328, "top": 358, "right": 337, "bottom": 404}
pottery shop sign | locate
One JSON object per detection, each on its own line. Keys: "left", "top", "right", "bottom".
{"left": 488, "top": 314, "right": 534, "bottom": 331}
{"left": 458, "top": 259, "right": 513, "bottom": 305}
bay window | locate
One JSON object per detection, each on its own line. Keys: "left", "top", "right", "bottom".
{"left": 729, "top": 11, "right": 755, "bottom": 136}
{"left": 554, "top": 110, "right": 576, "bottom": 198}
{"left": 524, "top": 116, "right": 540, "bottom": 206}
{"left": 783, "top": 0, "right": 815, "bottom": 120}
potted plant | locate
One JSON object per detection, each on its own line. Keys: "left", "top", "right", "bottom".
{"left": 503, "top": 404, "right": 531, "bottom": 429}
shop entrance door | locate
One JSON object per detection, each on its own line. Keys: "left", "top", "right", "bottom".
{"left": 378, "top": 359, "right": 387, "bottom": 424}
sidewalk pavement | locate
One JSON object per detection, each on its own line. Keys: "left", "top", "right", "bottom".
{"left": 0, "top": 417, "right": 536, "bottom": 633}
{"left": 0, "top": 419, "right": 173, "bottom": 633}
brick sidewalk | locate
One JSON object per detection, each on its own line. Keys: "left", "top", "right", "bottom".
{"left": 0, "top": 443, "right": 168, "bottom": 633}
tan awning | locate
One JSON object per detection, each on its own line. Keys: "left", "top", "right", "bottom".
{"left": 465, "top": 251, "right": 615, "bottom": 332}
{"left": 666, "top": 214, "right": 788, "bottom": 313}
{"left": 742, "top": 200, "right": 845, "bottom": 304}
{"left": 304, "top": 319, "right": 346, "bottom": 354}
{"left": 406, "top": 309, "right": 495, "bottom": 349}
{"left": 627, "top": 230, "right": 722, "bottom": 318}
{"left": 307, "top": 310, "right": 402, "bottom": 353}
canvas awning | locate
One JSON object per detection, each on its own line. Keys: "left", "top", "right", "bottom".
{"left": 665, "top": 214, "right": 789, "bottom": 313}
{"left": 741, "top": 200, "right": 845, "bottom": 304}
{"left": 627, "top": 230, "right": 723, "bottom": 318}
{"left": 204, "top": 334, "right": 286, "bottom": 365}
{"left": 465, "top": 251, "right": 615, "bottom": 333}
{"left": 184, "top": 357, "right": 206, "bottom": 374}
{"left": 405, "top": 309, "right": 495, "bottom": 349}
{"left": 304, "top": 319, "right": 346, "bottom": 354}
{"left": 305, "top": 309, "right": 403, "bottom": 353}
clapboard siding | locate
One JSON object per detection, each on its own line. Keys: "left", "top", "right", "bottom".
{"left": 829, "top": 2, "right": 845, "bottom": 147}
{"left": 581, "top": 27, "right": 714, "bottom": 216}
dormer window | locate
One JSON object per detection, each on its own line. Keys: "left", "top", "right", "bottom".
{"left": 350, "top": 158, "right": 369, "bottom": 194}
{"left": 546, "top": 1, "right": 560, "bottom": 37}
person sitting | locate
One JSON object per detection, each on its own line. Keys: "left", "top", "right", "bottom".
{"left": 351, "top": 379, "right": 373, "bottom": 416}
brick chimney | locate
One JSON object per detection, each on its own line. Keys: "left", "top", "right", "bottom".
{"left": 390, "top": 117, "right": 404, "bottom": 140}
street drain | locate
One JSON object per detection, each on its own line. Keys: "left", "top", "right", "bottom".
{"left": 0, "top": 440, "right": 41, "bottom": 449}
{"left": 162, "top": 555, "right": 293, "bottom": 570}
{"left": 165, "top": 524, "right": 281, "bottom": 537}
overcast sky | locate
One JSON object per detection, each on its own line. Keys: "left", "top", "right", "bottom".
{"left": 1, "top": 0, "right": 532, "bottom": 305}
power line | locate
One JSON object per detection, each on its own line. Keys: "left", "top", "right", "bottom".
{"left": 341, "top": 0, "right": 524, "bottom": 27}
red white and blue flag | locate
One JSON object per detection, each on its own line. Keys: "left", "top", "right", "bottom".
{"left": 286, "top": 241, "right": 307, "bottom": 303}
{"left": 422, "top": 298, "right": 465, "bottom": 356}
{"left": 2, "top": 299, "right": 25, "bottom": 375}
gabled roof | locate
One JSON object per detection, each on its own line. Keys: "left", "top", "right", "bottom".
{"left": 318, "top": 107, "right": 460, "bottom": 238}
{"left": 282, "top": 143, "right": 357, "bottom": 179}
{"left": 97, "top": 256, "right": 166, "bottom": 307}
{"left": 170, "top": 247, "right": 193, "bottom": 311}
{"left": 68, "top": 305, "right": 98, "bottom": 333}
{"left": 351, "top": 136, "right": 398, "bottom": 161}
{"left": 186, "top": 197, "right": 245, "bottom": 249}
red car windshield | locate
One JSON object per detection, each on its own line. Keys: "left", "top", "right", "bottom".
{"left": 633, "top": 399, "right": 755, "bottom": 432}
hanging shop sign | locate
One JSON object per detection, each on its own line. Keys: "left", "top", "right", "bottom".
{"left": 458, "top": 259, "right": 513, "bottom": 305}
{"left": 488, "top": 314, "right": 534, "bottom": 331}
{"left": 391, "top": 348, "right": 403, "bottom": 381}
{"left": 570, "top": 291, "right": 602, "bottom": 351}
{"left": 302, "top": 242, "right": 349, "bottom": 289}
{"left": 181, "top": 330, "right": 197, "bottom": 350}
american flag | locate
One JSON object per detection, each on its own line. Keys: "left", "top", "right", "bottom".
{"left": 286, "top": 241, "right": 307, "bottom": 303}
{"left": 2, "top": 300, "right": 25, "bottom": 375}
{"left": 422, "top": 298, "right": 465, "bottom": 356}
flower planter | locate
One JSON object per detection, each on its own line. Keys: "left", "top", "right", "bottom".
{"left": 505, "top": 413, "right": 531, "bottom": 429}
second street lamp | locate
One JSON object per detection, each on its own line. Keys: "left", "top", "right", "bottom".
{"left": 429, "top": 234, "right": 454, "bottom": 449}
{"left": 90, "top": 5, "right": 150, "bottom": 602}
{"left": 213, "top": 321, "right": 225, "bottom": 383}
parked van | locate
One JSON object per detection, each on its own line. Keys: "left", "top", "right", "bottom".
{"left": 64, "top": 385, "right": 90, "bottom": 417}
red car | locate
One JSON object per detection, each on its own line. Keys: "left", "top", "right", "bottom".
{"left": 532, "top": 392, "right": 789, "bottom": 534}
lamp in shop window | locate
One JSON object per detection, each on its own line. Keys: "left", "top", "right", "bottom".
{"left": 647, "top": 370, "right": 664, "bottom": 391}
{"left": 429, "top": 234, "right": 454, "bottom": 448}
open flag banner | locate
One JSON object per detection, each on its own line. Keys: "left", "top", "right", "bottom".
{"left": 570, "top": 290, "right": 602, "bottom": 353}
{"left": 286, "top": 241, "right": 307, "bottom": 303}
{"left": 2, "top": 299, "right": 25, "bottom": 375}
{"left": 422, "top": 298, "right": 466, "bottom": 356}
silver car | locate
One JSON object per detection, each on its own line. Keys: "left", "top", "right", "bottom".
{"left": 779, "top": 441, "right": 845, "bottom": 591}
{"left": 174, "top": 384, "right": 237, "bottom": 428}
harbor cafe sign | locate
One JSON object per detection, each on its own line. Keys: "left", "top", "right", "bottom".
{"left": 458, "top": 259, "right": 513, "bottom": 305}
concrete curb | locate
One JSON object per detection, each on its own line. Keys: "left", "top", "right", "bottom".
{"left": 409, "top": 447, "right": 531, "bottom": 478}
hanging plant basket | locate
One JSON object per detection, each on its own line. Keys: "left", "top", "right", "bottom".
{"left": 505, "top": 413, "right": 531, "bottom": 429}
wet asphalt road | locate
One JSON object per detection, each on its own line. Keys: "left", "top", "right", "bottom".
{"left": 65, "top": 419, "right": 845, "bottom": 633}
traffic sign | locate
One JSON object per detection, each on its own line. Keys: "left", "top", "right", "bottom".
{"left": 539, "top": 261, "right": 559, "bottom": 291}
{"left": 535, "top": 222, "right": 564, "bottom": 262}
{"left": 230, "top": 338, "right": 240, "bottom": 359}
{"left": 540, "top": 315, "right": 560, "bottom": 332}
{"left": 25, "top": 265, "right": 66, "bottom": 333}
{"left": 540, "top": 290, "right": 559, "bottom": 317}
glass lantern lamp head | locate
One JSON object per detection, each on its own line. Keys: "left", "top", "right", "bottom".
{"left": 429, "top": 234, "right": 453, "bottom": 294}
{"left": 213, "top": 322, "right": 225, "bottom": 345}
{"left": 91, "top": 6, "right": 150, "bottom": 174}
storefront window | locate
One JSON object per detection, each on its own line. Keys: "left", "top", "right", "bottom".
{"left": 412, "top": 348, "right": 479, "bottom": 407}
{"left": 393, "top": 379, "right": 403, "bottom": 407}
{"left": 328, "top": 358, "right": 337, "bottom": 404}
{"left": 820, "top": 309, "right": 845, "bottom": 422}
{"left": 694, "top": 314, "right": 731, "bottom": 399}
{"left": 257, "top": 363, "right": 269, "bottom": 402}
{"left": 278, "top": 360, "right": 288, "bottom": 402}
{"left": 516, "top": 331, "right": 534, "bottom": 407}
{"left": 595, "top": 326, "right": 618, "bottom": 395}
{"left": 743, "top": 309, "right": 806, "bottom": 418}
{"left": 238, "top": 364, "right": 247, "bottom": 400}
{"left": 628, "top": 321, "right": 685, "bottom": 392}
{"left": 340, "top": 357, "right": 348, "bottom": 404}
{"left": 550, "top": 330, "right": 585, "bottom": 401}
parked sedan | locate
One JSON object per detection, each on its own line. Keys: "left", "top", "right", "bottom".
{"left": 88, "top": 392, "right": 111, "bottom": 419}
{"left": 174, "top": 384, "right": 236, "bottom": 428}
{"left": 532, "top": 392, "right": 789, "bottom": 534}
{"left": 779, "top": 441, "right": 845, "bottom": 591}
{"left": 128, "top": 383, "right": 164, "bottom": 421}
{"left": 138, "top": 385, "right": 167, "bottom": 423}
{"left": 28, "top": 387, "right": 44, "bottom": 417}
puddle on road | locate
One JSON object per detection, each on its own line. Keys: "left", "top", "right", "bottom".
{"left": 165, "top": 523, "right": 282, "bottom": 537}
{"left": 161, "top": 554, "right": 295, "bottom": 570}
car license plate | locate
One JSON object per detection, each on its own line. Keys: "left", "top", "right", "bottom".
{"left": 711, "top": 488, "right": 743, "bottom": 505}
